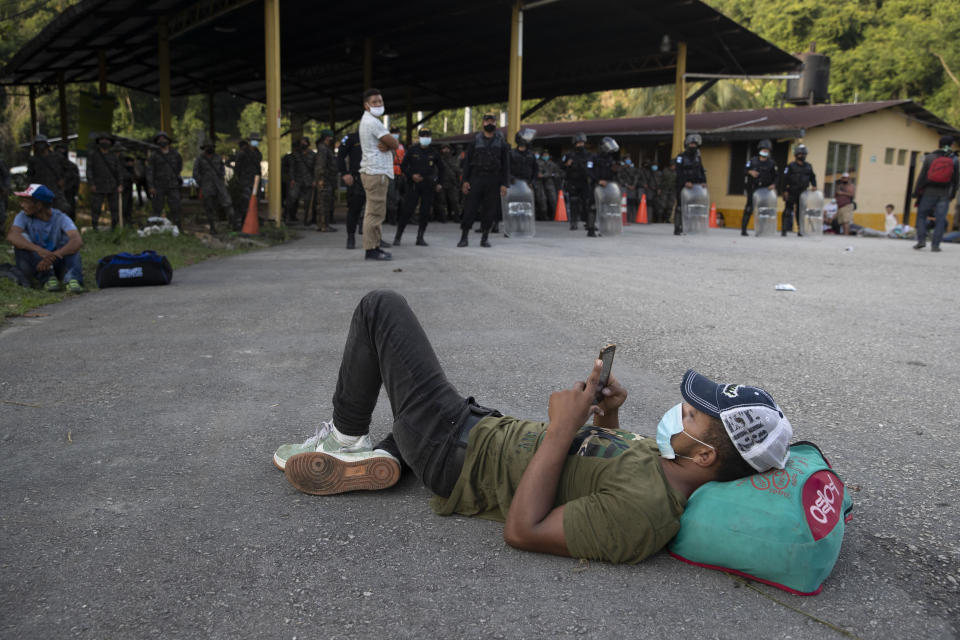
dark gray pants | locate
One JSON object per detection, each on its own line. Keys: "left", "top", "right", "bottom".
{"left": 332, "top": 290, "right": 499, "bottom": 498}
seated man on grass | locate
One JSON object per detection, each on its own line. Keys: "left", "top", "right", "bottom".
{"left": 6, "top": 184, "right": 84, "bottom": 292}
{"left": 274, "top": 290, "right": 792, "bottom": 564}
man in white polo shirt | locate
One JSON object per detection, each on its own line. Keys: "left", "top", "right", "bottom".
{"left": 358, "top": 88, "right": 400, "bottom": 261}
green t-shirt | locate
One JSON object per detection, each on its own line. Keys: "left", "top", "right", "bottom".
{"left": 430, "top": 416, "right": 688, "bottom": 564}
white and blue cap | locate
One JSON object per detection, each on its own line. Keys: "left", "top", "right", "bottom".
{"left": 680, "top": 369, "right": 792, "bottom": 472}
{"left": 15, "top": 184, "right": 55, "bottom": 203}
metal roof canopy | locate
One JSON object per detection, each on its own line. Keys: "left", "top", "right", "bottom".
{"left": 1, "top": 0, "right": 800, "bottom": 120}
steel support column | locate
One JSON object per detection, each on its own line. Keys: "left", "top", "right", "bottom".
{"left": 158, "top": 17, "right": 172, "bottom": 133}
{"left": 265, "top": 0, "right": 282, "bottom": 223}
{"left": 671, "top": 41, "right": 687, "bottom": 158}
{"left": 506, "top": 2, "right": 523, "bottom": 145}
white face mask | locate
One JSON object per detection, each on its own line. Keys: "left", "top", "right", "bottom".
{"left": 419, "top": 137, "right": 432, "bottom": 147}
{"left": 392, "top": 133, "right": 400, "bottom": 141}
{"left": 759, "top": 150, "right": 770, "bottom": 158}
{"left": 369, "top": 105, "right": 385, "bottom": 117}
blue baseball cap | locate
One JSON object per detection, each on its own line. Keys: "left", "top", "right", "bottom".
{"left": 15, "top": 184, "right": 55, "bottom": 203}
{"left": 681, "top": 369, "right": 793, "bottom": 472}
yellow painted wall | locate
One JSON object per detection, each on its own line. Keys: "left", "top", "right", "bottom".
{"left": 702, "top": 106, "right": 951, "bottom": 231}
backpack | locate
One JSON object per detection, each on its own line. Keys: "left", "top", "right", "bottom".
{"left": 926, "top": 155, "right": 956, "bottom": 185}
{"left": 668, "top": 441, "right": 852, "bottom": 595}
{"left": 96, "top": 250, "right": 173, "bottom": 288}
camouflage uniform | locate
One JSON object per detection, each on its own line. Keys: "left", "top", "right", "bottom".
{"left": 26, "top": 139, "right": 68, "bottom": 213}
{"left": 146, "top": 137, "right": 184, "bottom": 227}
{"left": 657, "top": 166, "right": 676, "bottom": 224}
{"left": 231, "top": 139, "right": 262, "bottom": 223}
{"left": 618, "top": 161, "right": 640, "bottom": 219}
{"left": 536, "top": 155, "right": 561, "bottom": 220}
{"left": 193, "top": 148, "right": 234, "bottom": 232}
{"left": 284, "top": 139, "right": 315, "bottom": 224}
{"left": 87, "top": 138, "right": 124, "bottom": 230}
{"left": 434, "top": 147, "right": 462, "bottom": 222}
{"left": 55, "top": 145, "right": 80, "bottom": 220}
{"left": 313, "top": 136, "right": 339, "bottom": 231}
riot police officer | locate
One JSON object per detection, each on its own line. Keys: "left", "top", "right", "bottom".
{"left": 562, "top": 133, "right": 595, "bottom": 234}
{"left": 338, "top": 131, "right": 364, "bottom": 250}
{"left": 779, "top": 143, "right": 817, "bottom": 237}
{"left": 396, "top": 128, "right": 443, "bottom": 246}
{"left": 741, "top": 139, "right": 778, "bottom": 236}
{"left": 459, "top": 114, "right": 509, "bottom": 248}
{"left": 509, "top": 129, "right": 538, "bottom": 188}
{"left": 674, "top": 133, "right": 707, "bottom": 235}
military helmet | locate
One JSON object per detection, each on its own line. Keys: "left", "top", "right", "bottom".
{"left": 249, "top": 132, "right": 261, "bottom": 141}
{"left": 758, "top": 139, "right": 773, "bottom": 151}
{"left": 599, "top": 136, "right": 619, "bottom": 154}
{"left": 94, "top": 132, "right": 113, "bottom": 143}
{"left": 154, "top": 131, "right": 172, "bottom": 143}
{"left": 319, "top": 128, "right": 335, "bottom": 140}
{"left": 684, "top": 133, "right": 702, "bottom": 147}
{"left": 573, "top": 132, "right": 587, "bottom": 144}
{"left": 515, "top": 128, "right": 536, "bottom": 146}
{"left": 33, "top": 134, "right": 49, "bottom": 145}
{"left": 794, "top": 143, "right": 808, "bottom": 155}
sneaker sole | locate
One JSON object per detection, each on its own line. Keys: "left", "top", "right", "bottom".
{"left": 284, "top": 452, "right": 400, "bottom": 495}
{"left": 273, "top": 452, "right": 287, "bottom": 471}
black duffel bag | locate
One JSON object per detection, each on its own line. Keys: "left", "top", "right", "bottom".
{"left": 96, "top": 250, "right": 173, "bottom": 288}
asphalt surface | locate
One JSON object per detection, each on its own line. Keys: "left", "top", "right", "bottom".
{"left": 1, "top": 220, "right": 957, "bottom": 639}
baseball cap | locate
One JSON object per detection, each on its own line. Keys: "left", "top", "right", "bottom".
{"left": 15, "top": 184, "right": 55, "bottom": 203}
{"left": 680, "top": 369, "right": 792, "bottom": 472}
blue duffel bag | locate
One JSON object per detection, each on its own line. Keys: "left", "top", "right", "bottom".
{"left": 95, "top": 251, "right": 173, "bottom": 288}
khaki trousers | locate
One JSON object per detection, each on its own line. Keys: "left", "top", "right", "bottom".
{"left": 360, "top": 173, "right": 389, "bottom": 250}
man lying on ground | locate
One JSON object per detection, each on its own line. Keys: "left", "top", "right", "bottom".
{"left": 273, "top": 290, "right": 792, "bottom": 564}
{"left": 6, "top": 183, "right": 84, "bottom": 292}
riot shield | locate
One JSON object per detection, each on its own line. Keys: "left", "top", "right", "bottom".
{"left": 594, "top": 182, "right": 623, "bottom": 236}
{"left": 753, "top": 187, "right": 778, "bottom": 237}
{"left": 800, "top": 189, "right": 825, "bottom": 236}
{"left": 681, "top": 185, "right": 709, "bottom": 234}
{"left": 500, "top": 179, "right": 536, "bottom": 238}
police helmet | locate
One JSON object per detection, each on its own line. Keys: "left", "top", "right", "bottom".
{"left": 599, "top": 136, "right": 619, "bottom": 154}
{"left": 684, "top": 133, "right": 702, "bottom": 147}
{"left": 154, "top": 131, "right": 172, "bottom": 143}
{"left": 33, "top": 134, "right": 49, "bottom": 145}
{"left": 794, "top": 143, "right": 808, "bottom": 156}
{"left": 573, "top": 132, "right": 587, "bottom": 144}
{"left": 515, "top": 128, "right": 536, "bottom": 147}
{"left": 758, "top": 139, "right": 773, "bottom": 151}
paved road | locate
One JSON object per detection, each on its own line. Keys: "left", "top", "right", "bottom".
{"left": 2, "top": 221, "right": 957, "bottom": 639}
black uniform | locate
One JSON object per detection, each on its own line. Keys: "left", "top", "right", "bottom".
{"left": 337, "top": 133, "right": 365, "bottom": 243}
{"left": 232, "top": 144, "right": 262, "bottom": 221}
{"left": 741, "top": 155, "right": 778, "bottom": 234}
{"left": 779, "top": 160, "right": 817, "bottom": 234}
{"left": 461, "top": 132, "right": 510, "bottom": 236}
{"left": 562, "top": 147, "right": 595, "bottom": 230}
{"left": 397, "top": 143, "right": 443, "bottom": 244}
{"left": 509, "top": 148, "right": 538, "bottom": 184}
{"left": 673, "top": 148, "right": 707, "bottom": 234}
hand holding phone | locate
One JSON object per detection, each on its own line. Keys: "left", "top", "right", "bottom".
{"left": 596, "top": 343, "right": 616, "bottom": 403}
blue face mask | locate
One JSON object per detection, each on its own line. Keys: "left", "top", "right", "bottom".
{"left": 651, "top": 165, "right": 658, "bottom": 171}
{"left": 625, "top": 159, "right": 633, "bottom": 166}
{"left": 250, "top": 140, "right": 259, "bottom": 148}
{"left": 656, "top": 403, "right": 715, "bottom": 460}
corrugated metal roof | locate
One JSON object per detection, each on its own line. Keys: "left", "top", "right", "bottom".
{"left": 1, "top": 0, "right": 800, "bottom": 120}
{"left": 441, "top": 100, "right": 957, "bottom": 144}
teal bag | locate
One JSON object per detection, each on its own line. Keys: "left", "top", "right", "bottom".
{"left": 668, "top": 442, "right": 853, "bottom": 595}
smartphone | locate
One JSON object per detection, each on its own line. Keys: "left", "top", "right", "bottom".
{"left": 596, "top": 343, "right": 616, "bottom": 402}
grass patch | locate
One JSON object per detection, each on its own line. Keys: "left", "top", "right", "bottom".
{"left": 1, "top": 225, "right": 290, "bottom": 321}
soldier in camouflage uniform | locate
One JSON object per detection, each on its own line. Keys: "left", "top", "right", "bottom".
{"left": 284, "top": 137, "right": 315, "bottom": 225}
{"left": 313, "top": 129, "right": 339, "bottom": 232}
{"left": 617, "top": 156, "right": 640, "bottom": 221}
{"left": 87, "top": 133, "right": 124, "bottom": 230}
{"left": 433, "top": 143, "right": 462, "bottom": 222}
{"left": 146, "top": 131, "right": 184, "bottom": 227}
{"left": 193, "top": 142, "right": 233, "bottom": 233}
{"left": 55, "top": 142, "right": 80, "bottom": 220}
{"left": 657, "top": 163, "right": 675, "bottom": 224}
{"left": 535, "top": 150, "right": 561, "bottom": 221}
{"left": 231, "top": 133, "right": 262, "bottom": 225}
{"left": 26, "top": 135, "right": 68, "bottom": 213}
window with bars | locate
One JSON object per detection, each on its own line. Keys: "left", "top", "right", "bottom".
{"left": 824, "top": 142, "right": 861, "bottom": 197}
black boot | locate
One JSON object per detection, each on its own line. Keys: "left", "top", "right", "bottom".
{"left": 457, "top": 229, "right": 469, "bottom": 247}
{"left": 416, "top": 229, "right": 428, "bottom": 246}
{"left": 346, "top": 234, "right": 356, "bottom": 250}
{"left": 393, "top": 225, "right": 404, "bottom": 246}
{"left": 480, "top": 231, "right": 491, "bottom": 248}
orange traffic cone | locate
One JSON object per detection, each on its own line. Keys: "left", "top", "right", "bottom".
{"left": 241, "top": 176, "right": 261, "bottom": 235}
{"left": 636, "top": 194, "right": 648, "bottom": 224}
{"left": 554, "top": 190, "right": 568, "bottom": 222}
{"left": 620, "top": 192, "right": 630, "bottom": 225}
{"left": 709, "top": 202, "right": 718, "bottom": 228}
